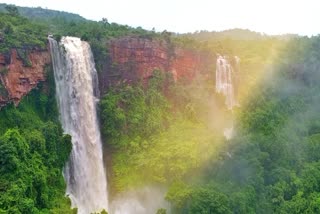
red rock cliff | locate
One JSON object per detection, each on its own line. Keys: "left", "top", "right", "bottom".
{"left": 0, "top": 48, "right": 51, "bottom": 107}
{"left": 99, "top": 37, "right": 214, "bottom": 91}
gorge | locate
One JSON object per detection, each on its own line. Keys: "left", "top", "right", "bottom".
{"left": 0, "top": 34, "right": 240, "bottom": 213}
{"left": 2, "top": 4, "right": 320, "bottom": 214}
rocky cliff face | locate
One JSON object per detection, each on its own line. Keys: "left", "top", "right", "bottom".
{"left": 0, "top": 48, "right": 50, "bottom": 107}
{"left": 99, "top": 37, "right": 213, "bottom": 92}
{"left": 0, "top": 37, "right": 214, "bottom": 107}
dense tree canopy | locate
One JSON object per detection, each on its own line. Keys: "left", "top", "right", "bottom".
{"left": 100, "top": 30, "right": 320, "bottom": 214}
{"left": 0, "top": 68, "right": 74, "bottom": 213}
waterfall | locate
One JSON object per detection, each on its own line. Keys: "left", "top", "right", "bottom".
{"left": 215, "top": 55, "right": 235, "bottom": 109}
{"left": 215, "top": 55, "right": 239, "bottom": 109}
{"left": 216, "top": 55, "right": 240, "bottom": 140}
{"left": 49, "top": 36, "right": 108, "bottom": 214}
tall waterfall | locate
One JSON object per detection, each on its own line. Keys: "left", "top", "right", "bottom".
{"left": 49, "top": 37, "right": 108, "bottom": 214}
{"left": 215, "top": 55, "right": 239, "bottom": 109}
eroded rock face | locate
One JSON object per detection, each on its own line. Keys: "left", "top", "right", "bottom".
{"left": 99, "top": 37, "right": 213, "bottom": 92}
{"left": 0, "top": 48, "right": 50, "bottom": 107}
{"left": 0, "top": 37, "right": 213, "bottom": 107}
{"left": 110, "top": 37, "right": 169, "bottom": 78}
{"left": 172, "top": 48, "right": 211, "bottom": 82}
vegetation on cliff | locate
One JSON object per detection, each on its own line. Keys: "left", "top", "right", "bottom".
{"left": 0, "top": 67, "right": 75, "bottom": 213}
{"left": 165, "top": 37, "right": 320, "bottom": 213}
{"left": 100, "top": 34, "right": 320, "bottom": 213}
{"left": 100, "top": 71, "right": 227, "bottom": 196}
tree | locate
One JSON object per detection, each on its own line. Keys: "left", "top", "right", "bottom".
{"left": 188, "top": 188, "right": 232, "bottom": 214}
{"left": 5, "top": 5, "right": 19, "bottom": 16}
{"left": 101, "top": 17, "right": 109, "bottom": 26}
{"left": 0, "top": 129, "right": 28, "bottom": 174}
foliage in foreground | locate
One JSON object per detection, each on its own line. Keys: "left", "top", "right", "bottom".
{"left": 0, "top": 70, "right": 74, "bottom": 213}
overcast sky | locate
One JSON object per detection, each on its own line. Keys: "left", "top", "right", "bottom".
{"left": 1, "top": 0, "right": 319, "bottom": 35}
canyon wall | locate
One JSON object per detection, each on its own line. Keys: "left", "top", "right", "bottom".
{"left": 0, "top": 48, "right": 50, "bottom": 107}
{"left": 0, "top": 36, "right": 215, "bottom": 107}
{"left": 99, "top": 37, "right": 214, "bottom": 92}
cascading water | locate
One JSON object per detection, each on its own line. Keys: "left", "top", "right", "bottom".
{"left": 215, "top": 55, "right": 238, "bottom": 109}
{"left": 216, "top": 55, "right": 240, "bottom": 139}
{"left": 49, "top": 36, "right": 108, "bottom": 214}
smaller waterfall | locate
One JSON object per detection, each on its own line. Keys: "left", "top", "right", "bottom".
{"left": 215, "top": 55, "right": 239, "bottom": 109}
{"left": 216, "top": 55, "right": 240, "bottom": 140}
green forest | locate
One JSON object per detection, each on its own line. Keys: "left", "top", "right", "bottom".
{"left": 1, "top": 3, "right": 320, "bottom": 214}
{"left": 0, "top": 66, "right": 74, "bottom": 213}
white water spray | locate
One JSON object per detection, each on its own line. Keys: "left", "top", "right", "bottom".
{"left": 110, "top": 186, "right": 170, "bottom": 214}
{"left": 49, "top": 36, "right": 108, "bottom": 214}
